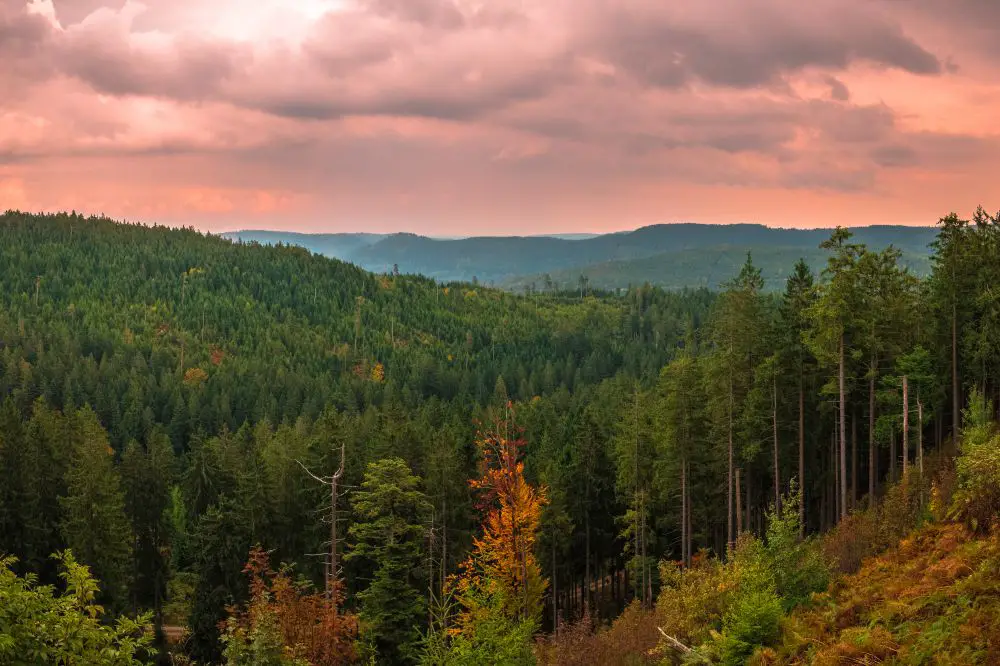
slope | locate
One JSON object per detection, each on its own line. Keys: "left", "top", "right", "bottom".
{"left": 776, "top": 521, "right": 1000, "bottom": 664}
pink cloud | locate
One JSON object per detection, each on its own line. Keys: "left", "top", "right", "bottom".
{"left": 0, "top": 0, "right": 997, "bottom": 234}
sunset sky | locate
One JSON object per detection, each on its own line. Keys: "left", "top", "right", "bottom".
{"left": 1, "top": 0, "right": 998, "bottom": 235}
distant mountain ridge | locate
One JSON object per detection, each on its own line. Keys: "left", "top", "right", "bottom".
{"left": 222, "top": 223, "right": 937, "bottom": 290}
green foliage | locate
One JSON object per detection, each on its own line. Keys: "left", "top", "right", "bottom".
{"left": 223, "top": 609, "right": 308, "bottom": 666}
{"left": 120, "top": 429, "right": 175, "bottom": 617}
{"left": 763, "top": 483, "right": 830, "bottom": 609}
{"left": 717, "top": 587, "right": 783, "bottom": 666}
{"left": 950, "top": 389, "right": 1000, "bottom": 533}
{"left": 59, "top": 406, "right": 134, "bottom": 612}
{"left": 428, "top": 587, "right": 537, "bottom": 666}
{"left": 0, "top": 551, "right": 153, "bottom": 665}
{"left": 347, "top": 457, "right": 432, "bottom": 665}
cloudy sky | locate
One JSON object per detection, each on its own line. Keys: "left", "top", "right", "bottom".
{"left": 1, "top": 0, "right": 998, "bottom": 234}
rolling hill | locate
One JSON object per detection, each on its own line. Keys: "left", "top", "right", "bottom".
{"left": 222, "top": 224, "right": 938, "bottom": 290}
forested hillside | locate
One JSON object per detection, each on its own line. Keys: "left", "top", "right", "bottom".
{"left": 2, "top": 208, "right": 1000, "bottom": 665}
{"left": 223, "top": 224, "right": 937, "bottom": 291}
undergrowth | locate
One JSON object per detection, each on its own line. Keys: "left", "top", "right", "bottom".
{"left": 539, "top": 401, "right": 1000, "bottom": 665}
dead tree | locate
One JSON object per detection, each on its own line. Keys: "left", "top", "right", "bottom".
{"left": 297, "top": 436, "right": 346, "bottom": 608}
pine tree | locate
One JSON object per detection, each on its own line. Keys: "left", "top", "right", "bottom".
{"left": 59, "top": 406, "right": 134, "bottom": 611}
{"left": 347, "top": 457, "right": 432, "bottom": 664}
{"left": 779, "top": 260, "right": 816, "bottom": 533}
{"left": 120, "top": 429, "right": 175, "bottom": 620}
{"left": 807, "top": 229, "right": 864, "bottom": 522}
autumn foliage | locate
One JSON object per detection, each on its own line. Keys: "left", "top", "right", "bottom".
{"left": 223, "top": 546, "right": 358, "bottom": 665}
{"left": 454, "top": 403, "right": 548, "bottom": 626}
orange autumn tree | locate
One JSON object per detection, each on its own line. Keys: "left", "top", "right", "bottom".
{"left": 222, "top": 546, "right": 358, "bottom": 666}
{"left": 454, "top": 403, "right": 548, "bottom": 627}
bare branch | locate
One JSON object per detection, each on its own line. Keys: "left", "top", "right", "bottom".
{"left": 295, "top": 458, "right": 332, "bottom": 484}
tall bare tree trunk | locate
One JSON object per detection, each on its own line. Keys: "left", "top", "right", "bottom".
{"left": 685, "top": 459, "right": 692, "bottom": 566}
{"left": 851, "top": 408, "right": 857, "bottom": 510}
{"left": 735, "top": 468, "right": 743, "bottom": 539}
{"left": 330, "top": 470, "right": 340, "bottom": 604}
{"left": 728, "top": 369, "right": 735, "bottom": 551}
{"left": 953, "top": 302, "right": 960, "bottom": 443}
{"left": 296, "top": 438, "right": 346, "bottom": 608}
{"left": 799, "top": 377, "right": 805, "bottom": 537}
{"left": 441, "top": 495, "right": 447, "bottom": 610}
{"left": 839, "top": 333, "right": 847, "bottom": 521}
{"left": 902, "top": 376, "right": 910, "bottom": 480}
{"left": 773, "top": 378, "right": 781, "bottom": 513}
{"left": 552, "top": 540, "right": 558, "bottom": 632}
{"left": 681, "top": 456, "right": 687, "bottom": 566}
{"left": 869, "top": 371, "right": 876, "bottom": 501}
{"left": 918, "top": 399, "right": 925, "bottom": 507}
{"left": 633, "top": 386, "right": 640, "bottom": 601}
{"left": 745, "top": 466, "right": 752, "bottom": 535}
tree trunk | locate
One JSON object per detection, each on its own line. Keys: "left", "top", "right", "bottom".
{"left": 890, "top": 430, "right": 897, "bottom": 483}
{"left": 851, "top": 408, "right": 857, "bottom": 510}
{"left": 585, "top": 506, "right": 591, "bottom": 617}
{"left": 681, "top": 455, "right": 687, "bottom": 566}
{"left": 869, "top": 371, "right": 876, "bottom": 501}
{"left": 902, "top": 376, "right": 909, "bottom": 480}
{"left": 773, "top": 377, "right": 781, "bottom": 513}
{"left": 329, "top": 472, "right": 339, "bottom": 603}
{"left": 799, "top": 377, "right": 805, "bottom": 537}
{"left": 838, "top": 333, "right": 847, "bottom": 521}
{"left": 552, "top": 539, "right": 558, "bottom": 632}
{"left": 685, "top": 459, "right": 692, "bottom": 566}
{"left": 441, "top": 494, "right": 447, "bottom": 608}
{"left": 727, "top": 370, "right": 735, "bottom": 551}
{"left": 918, "top": 400, "right": 924, "bottom": 479}
{"left": 953, "top": 301, "right": 960, "bottom": 443}
{"left": 918, "top": 400, "right": 925, "bottom": 510}
{"left": 735, "top": 468, "right": 743, "bottom": 539}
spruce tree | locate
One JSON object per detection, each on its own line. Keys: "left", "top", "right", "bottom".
{"left": 347, "top": 457, "right": 432, "bottom": 664}
{"left": 60, "top": 406, "right": 134, "bottom": 611}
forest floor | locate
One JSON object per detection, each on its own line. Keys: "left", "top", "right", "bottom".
{"left": 771, "top": 521, "right": 1000, "bottom": 664}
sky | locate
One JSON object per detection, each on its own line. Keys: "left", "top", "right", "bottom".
{"left": 1, "top": 0, "right": 998, "bottom": 235}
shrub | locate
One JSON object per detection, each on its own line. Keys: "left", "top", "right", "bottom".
{"left": 535, "top": 603, "right": 661, "bottom": 666}
{"left": 950, "top": 389, "right": 1000, "bottom": 534}
{"left": 656, "top": 552, "right": 730, "bottom": 648}
{"left": 763, "top": 483, "right": 830, "bottom": 609}
{"left": 717, "top": 587, "right": 784, "bottom": 666}
{"left": 0, "top": 551, "right": 153, "bottom": 664}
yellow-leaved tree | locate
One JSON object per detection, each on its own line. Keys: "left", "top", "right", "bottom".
{"left": 433, "top": 403, "right": 547, "bottom": 665}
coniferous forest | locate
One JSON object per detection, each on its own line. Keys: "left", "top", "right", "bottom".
{"left": 2, "top": 208, "right": 1000, "bottom": 664}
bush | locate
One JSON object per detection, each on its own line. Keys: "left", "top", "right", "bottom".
{"left": 0, "top": 551, "right": 153, "bottom": 664}
{"left": 763, "top": 483, "right": 830, "bottom": 609}
{"left": 535, "top": 602, "right": 661, "bottom": 666}
{"left": 950, "top": 389, "right": 1000, "bottom": 534}
{"left": 717, "top": 588, "right": 784, "bottom": 666}
{"left": 656, "top": 553, "right": 730, "bottom": 648}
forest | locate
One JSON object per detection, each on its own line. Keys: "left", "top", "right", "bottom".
{"left": 1, "top": 207, "right": 999, "bottom": 664}
{"left": 223, "top": 224, "right": 936, "bottom": 291}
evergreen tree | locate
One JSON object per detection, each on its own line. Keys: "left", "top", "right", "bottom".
{"left": 807, "top": 229, "right": 864, "bottom": 522}
{"left": 120, "top": 429, "right": 175, "bottom": 620}
{"left": 347, "top": 457, "right": 432, "bottom": 664}
{"left": 60, "top": 406, "right": 134, "bottom": 611}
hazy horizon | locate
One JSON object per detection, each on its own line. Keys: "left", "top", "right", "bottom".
{"left": 3, "top": 0, "right": 998, "bottom": 234}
